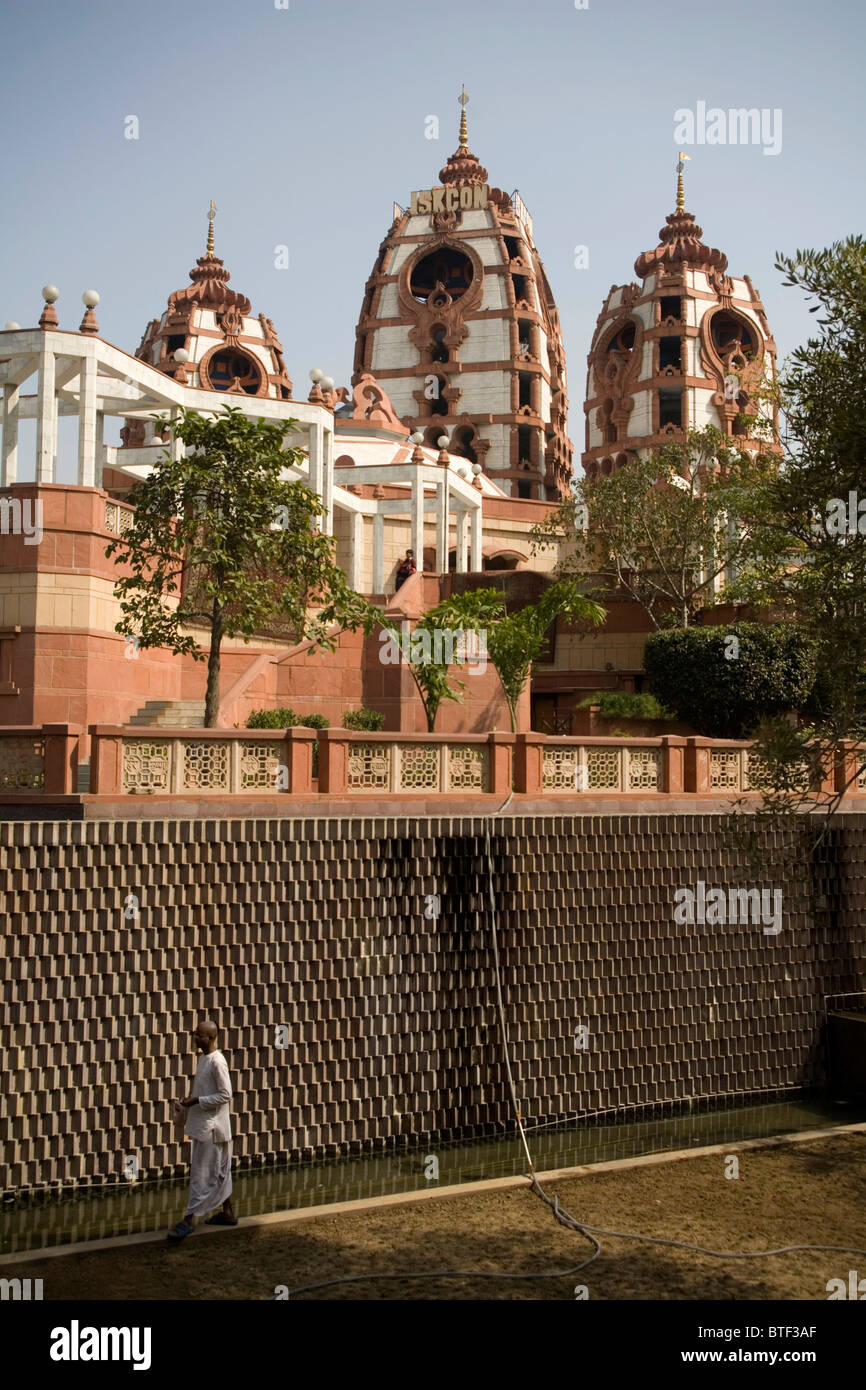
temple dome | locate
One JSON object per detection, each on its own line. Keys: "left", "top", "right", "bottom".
{"left": 130, "top": 209, "right": 292, "bottom": 406}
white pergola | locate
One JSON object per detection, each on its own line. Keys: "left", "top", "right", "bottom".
{"left": 0, "top": 327, "right": 337, "bottom": 532}
{"left": 0, "top": 325, "right": 491, "bottom": 588}
{"left": 331, "top": 442, "right": 487, "bottom": 591}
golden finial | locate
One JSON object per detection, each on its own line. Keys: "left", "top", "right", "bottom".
{"left": 459, "top": 86, "right": 469, "bottom": 149}
{"left": 676, "top": 152, "right": 691, "bottom": 211}
{"left": 207, "top": 199, "right": 217, "bottom": 253}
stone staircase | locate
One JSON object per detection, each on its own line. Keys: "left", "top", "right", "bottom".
{"left": 127, "top": 700, "right": 206, "bottom": 728}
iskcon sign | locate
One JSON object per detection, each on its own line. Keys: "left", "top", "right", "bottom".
{"left": 410, "top": 185, "right": 489, "bottom": 214}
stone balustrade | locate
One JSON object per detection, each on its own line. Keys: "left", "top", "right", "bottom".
{"left": 0, "top": 725, "right": 864, "bottom": 804}
{"left": 0, "top": 725, "right": 79, "bottom": 793}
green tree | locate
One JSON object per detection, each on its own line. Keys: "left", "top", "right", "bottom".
{"left": 381, "top": 582, "right": 604, "bottom": 733}
{"left": 483, "top": 579, "right": 605, "bottom": 731}
{"left": 379, "top": 588, "right": 503, "bottom": 732}
{"left": 731, "top": 237, "right": 866, "bottom": 818}
{"left": 106, "top": 406, "right": 375, "bottom": 726}
{"left": 531, "top": 426, "right": 775, "bottom": 629}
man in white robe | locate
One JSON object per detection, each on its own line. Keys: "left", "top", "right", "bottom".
{"left": 168, "top": 1020, "right": 236, "bottom": 1240}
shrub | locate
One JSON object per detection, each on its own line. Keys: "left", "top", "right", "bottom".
{"left": 246, "top": 707, "right": 297, "bottom": 729}
{"left": 246, "top": 708, "right": 331, "bottom": 729}
{"left": 245, "top": 708, "right": 330, "bottom": 778}
{"left": 576, "top": 691, "right": 674, "bottom": 722}
{"left": 643, "top": 623, "right": 819, "bottom": 738}
{"left": 343, "top": 708, "right": 386, "bottom": 732}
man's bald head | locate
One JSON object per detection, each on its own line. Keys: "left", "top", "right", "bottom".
{"left": 192, "top": 1019, "right": 219, "bottom": 1053}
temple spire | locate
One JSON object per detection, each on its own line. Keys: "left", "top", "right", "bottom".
{"left": 206, "top": 199, "right": 217, "bottom": 254}
{"left": 676, "top": 151, "right": 690, "bottom": 211}
{"left": 459, "top": 86, "right": 469, "bottom": 150}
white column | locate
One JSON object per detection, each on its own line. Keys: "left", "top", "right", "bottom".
{"left": 35, "top": 349, "right": 57, "bottom": 483}
{"left": 349, "top": 510, "right": 363, "bottom": 591}
{"left": 308, "top": 420, "right": 323, "bottom": 524}
{"left": 322, "top": 423, "right": 334, "bottom": 536}
{"left": 77, "top": 351, "right": 97, "bottom": 487}
{"left": 411, "top": 476, "right": 425, "bottom": 569}
{"left": 373, "top": 511, "right": 384, "bottom": 594}
{"left": 436, "top": 476, "right": 449, "bottom": 573}
{"left": 94, "top": 411, "right": 105, "bottom": 490}
{"left": 470, "top": 503, "right": 482, "bottom": 571}
{"left": 1, "top": 383, "right": 19, "bottom": 485}
{"left": 455, "top": 509, "right": 468, "bottom": 573}
{"left": 170, "top": 407, "right": 184, "bottom": 461}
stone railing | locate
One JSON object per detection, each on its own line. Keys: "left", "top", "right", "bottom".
{"left": 90, "top": 726, "right": 316, "bottom": 796}
{"left": 0, "top": 725, "right": 79, "bottom": 793}
{"left": 2, "top": 727, "right": 864, "bottom": 803}
{"left": 517, "top": 735, "right": 757, "bottom": 795}
{"left": 103, "top": 500, "right": 135, "bottom": 535}
{"left": 318, "top": 730, "right": 513, "bottom": 795}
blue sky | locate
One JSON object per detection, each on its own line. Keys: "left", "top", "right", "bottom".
{"left": 1, "top": 0, "right": 863, "bottom": 462}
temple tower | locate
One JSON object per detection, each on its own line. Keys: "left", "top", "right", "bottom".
{"left": 353, "top": 92, "right": 572, "bottom": 500}
{"left": 582, "top": 157, "right": 778, "bottom": 479}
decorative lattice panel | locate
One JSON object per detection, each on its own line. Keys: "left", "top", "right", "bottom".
{"left": 627, "top": 748, "right": 660, "bottom": 790}
{"left": 399, "top": 744, "right": 440, "bottom": 791}
{"left": 0, "top": 737, "right": 45, "bottom": 790}
{"left": 239, "top": 743, "right": 283, "bottom": 790}
{"left": 122, "top": 740, "right": 170, "bottom": 793}
{"left": 710, "top": 750, "right": 743, "bottom": 790}
{"left": 586, "top": 747, "right": 622, "bottom": 790}
{"left": 347, "top": 744, "right": 390, "bottom": 790}
{"left": 105, "top": 503, "right": 134, "bottom": 535}
{"left": 542, "top": 747, "right": 582, "bottom": 790}
{"left": 182, "top": 741, "right": 230, "bottom": 791}
{"left": 448, "top": 745, "right": 486, "bottom": 791}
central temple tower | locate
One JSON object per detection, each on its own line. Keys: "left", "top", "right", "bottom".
{"left": 352, "top": 92, "right": 572, "bottom": 501}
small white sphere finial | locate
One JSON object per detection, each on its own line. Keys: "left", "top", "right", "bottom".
{"left": 82, "top": 290, "right": 100, "bottom": 308}
{"left": 4, "top": 321, "right": 20, "bottom": 331}
{"left": 42, "top": 285, "right": 59, "bottom": 303}
{"left": 410, "top": 430, "right": 424, "bottom": 445}
{"left": 173, "top": 348, "right": 190, "bottom": 364}
{"left": 309, "top": 368, "right": 324, "bottom": 383}
{"left": 320, "top": 376, "right": 334, "bottom": 392}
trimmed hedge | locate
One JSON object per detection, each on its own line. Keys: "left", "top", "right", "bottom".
{"left": 643, "top": 623, "right": 818, "bottom": 739}
{"left": 343, "top": 708, "right": 386, "bottom": 731}
{"left": 246, "top": 708, "right": 330, "bottom": 729}
{"left": 576, "top": 691, "right": 674, "bottom": 722}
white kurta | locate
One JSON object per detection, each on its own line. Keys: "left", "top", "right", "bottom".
{"left": 184, "top": 1050, "right": 232, "bottom": 1141}
{"left": 184, "top": 1050, "right": 233, "bottom": 1217}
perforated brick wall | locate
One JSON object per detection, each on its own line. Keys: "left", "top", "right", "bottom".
{"left": 1, "top": 813, "right": 864, "bottom": 1192}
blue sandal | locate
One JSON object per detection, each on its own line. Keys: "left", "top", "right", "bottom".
{"left": 167, "top": 1220, "right": 195, "bottom": 1241}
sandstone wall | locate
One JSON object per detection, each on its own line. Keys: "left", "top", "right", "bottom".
{"left": 1, "top": 813, "right": 863, "bottom": 1193}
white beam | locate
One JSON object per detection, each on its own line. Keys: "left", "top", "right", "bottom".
{"left": 1, "top": 383, "right": 19, "bottom": 485}
{"left": 456, "top": 509, "right": 468, "bottom": 573}
{"left": 411, "top": 476, "right": 425, "bottom": 569}
{"left": 95, "top": 412, "right": 105, "bottom": 489}
{"left": 322, "top": 424, "right": 334, "bottom": 536}
{"left": 35, "top": 350, "right": 56, "bottom": 483}
{"left": 436, "top": 476, "right": 449, "bottom": 573}
{"left": 373, "top": 513, "right": 384, "bottom": 593}
{"left": 470, "top": 505, "right": 482, "bottom": 571}
{"left": 77, "top": 352, "right": 98, "bottom": 487}
{"left": 349, "top": 510, "right": 363, "bottom": 591}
